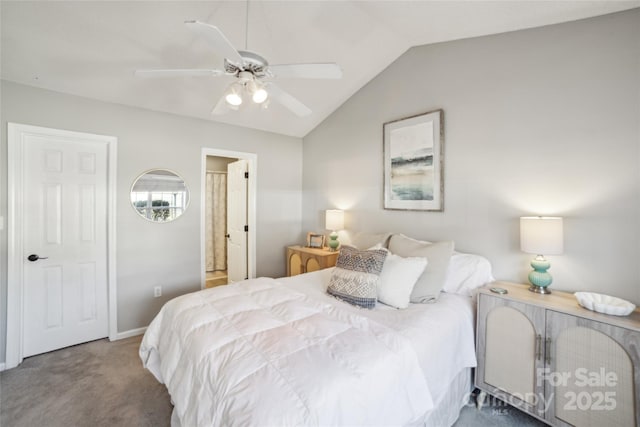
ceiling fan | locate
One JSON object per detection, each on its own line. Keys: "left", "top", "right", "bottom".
{"left": 135, "top": 20, "right": 342, "bottom": 117}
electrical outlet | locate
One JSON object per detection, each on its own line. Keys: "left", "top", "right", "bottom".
{"left": 154, "top": 286, "right": 162, "bottom": 298}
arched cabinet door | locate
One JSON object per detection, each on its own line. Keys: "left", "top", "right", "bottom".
{"left": 306, "top": 258, "right": 321, "bottom": 273}
{"left": 476, "top": 295, "right": 546, "bottom": 418}
{"left": 546, "top": 311, "right": 639, "bottom": 427}
{"left": 288, "top": 253, "right": 303, "bottom": 276}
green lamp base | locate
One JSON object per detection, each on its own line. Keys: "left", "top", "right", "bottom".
{"left": 528, "top": 255, "right": 552, "bottom": 294}
{"left": 328, "top": 232, "right": 339, "bottom": 252}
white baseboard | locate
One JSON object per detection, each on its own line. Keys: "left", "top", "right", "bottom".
{"left": 114, "top": 326, "right": 147, "bottom": 340}
{"left": 0, "top": 362, "right": 6, "bottom": 372}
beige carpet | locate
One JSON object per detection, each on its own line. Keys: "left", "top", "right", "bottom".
{"left": 0, "top": 336, "right": 172, "bottom": 427}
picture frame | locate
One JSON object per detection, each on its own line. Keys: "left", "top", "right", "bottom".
{"left": 306, "top": 232, "right": 325, "bottom": 249}
{"left": 383, "top": 109, "right": 444, "bottom": 211}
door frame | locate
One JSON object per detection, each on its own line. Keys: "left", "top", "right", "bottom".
{"left": 200, "top": 148, "right": 257, "bottom": 288}
{"left": 6, "top": 123, "right": 118, "bottom": 369}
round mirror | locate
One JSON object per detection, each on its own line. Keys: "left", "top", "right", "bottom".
{"left": 130, "top": 169, "right": 190, "bottom": 222}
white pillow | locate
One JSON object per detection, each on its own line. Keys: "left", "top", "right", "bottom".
{"left": 443, "top": 252, "right": 494, "bottom": 296}
{"left": 377, "top": 251, "right": 428, "bottom": 309}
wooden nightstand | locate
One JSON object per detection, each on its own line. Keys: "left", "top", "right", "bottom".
{"left": 475, "top": 281, "right": 640, "bottom": 426}
{"left": 286, "top": 245, "right": 339, "bottom": 277}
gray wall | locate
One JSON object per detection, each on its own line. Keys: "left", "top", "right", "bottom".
{"left": 0, "top": 81, "right": 303, "bottom": 363}
{"left": 302, "top": 10, "right": 640, "bottom": 304}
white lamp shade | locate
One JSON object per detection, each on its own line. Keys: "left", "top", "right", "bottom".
{"left": 325, "top": 210, "right": 344, "bottom": 231}
{"left": 520, "top": 217, "right": 563, "bottom": 255}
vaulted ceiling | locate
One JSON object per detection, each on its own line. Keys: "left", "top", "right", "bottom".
{"left": 2, "top": 1, "right": 638, "bottom": 137}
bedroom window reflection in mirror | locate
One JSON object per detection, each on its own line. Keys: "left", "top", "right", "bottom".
{"left": 130, "top": 169, "right": 190, "bottom": 222}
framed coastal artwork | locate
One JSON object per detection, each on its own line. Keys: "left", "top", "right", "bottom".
{"left": 383, "top": 109, "right": 444, "bottom": 211}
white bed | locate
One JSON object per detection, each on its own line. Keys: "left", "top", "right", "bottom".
{"left": 140, "top": 267, "right": 480, "bottom": 426}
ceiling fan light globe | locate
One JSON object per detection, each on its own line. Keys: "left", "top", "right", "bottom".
{"left": 225, "top": 92, "right": 243, "bottom": 106}
{"left": 252, "top": 88, "right": 268, "bottom": 104}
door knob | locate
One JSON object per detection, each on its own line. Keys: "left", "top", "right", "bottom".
{"left": 27, "top": 254, "right": 48, "bottom": 262}
{"left": 225, "top": 234, "right": 230, "bottom": 239}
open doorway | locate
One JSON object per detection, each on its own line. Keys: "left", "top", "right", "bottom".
{"left": 200, "top": 148, "right": 257, "bottom": 290}
{"left": 204, "top": 155, "right": 234, "bottom": 287}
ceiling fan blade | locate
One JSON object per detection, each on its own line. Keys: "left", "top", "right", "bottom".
{"left": 135, "top": 69, "right": 224, "bottom": 78}
{"left": 268, "top": 63, "right": 342, "bottom": 79}
{"left": 267, "top": 83, "right": 312, "bottom": 117}
{"left": 184, "top": 20, "right": 244, "bottom": 65}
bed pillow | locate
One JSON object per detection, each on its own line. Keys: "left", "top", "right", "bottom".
{"left": 349, "top": 232, "right": 393, "bottom": 250}
{"left": 327, "top": 245, "right": 387, "bottom": 309}
{"left": 443, "top": 252, "right": 494, "bottom": 296}
{"left": 377, "top": 251, "right": 428, "bottom": 309}
{"left": 388, "top": 234, "right": 454, "bottom": 303}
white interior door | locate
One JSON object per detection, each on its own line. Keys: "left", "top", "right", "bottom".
{"left": 226, "top": 160, "right": 248, "bottom": 283}
{"left": 22, "top": 131, "right": 109, "bottom": 357}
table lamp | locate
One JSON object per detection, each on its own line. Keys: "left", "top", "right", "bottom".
{"left": 325, "top": 210, "right": 344, "bottom": 252}
{"left": 520, "top": 216, "right": 563, "bottom": 294}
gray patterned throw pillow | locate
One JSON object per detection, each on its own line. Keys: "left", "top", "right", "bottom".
{"left": 327, "top": 245, "right": 387, "bottom": 309}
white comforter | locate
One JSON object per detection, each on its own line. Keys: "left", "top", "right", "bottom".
{"left": 140, "top": 277, "right": 434, "bottom": 426}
